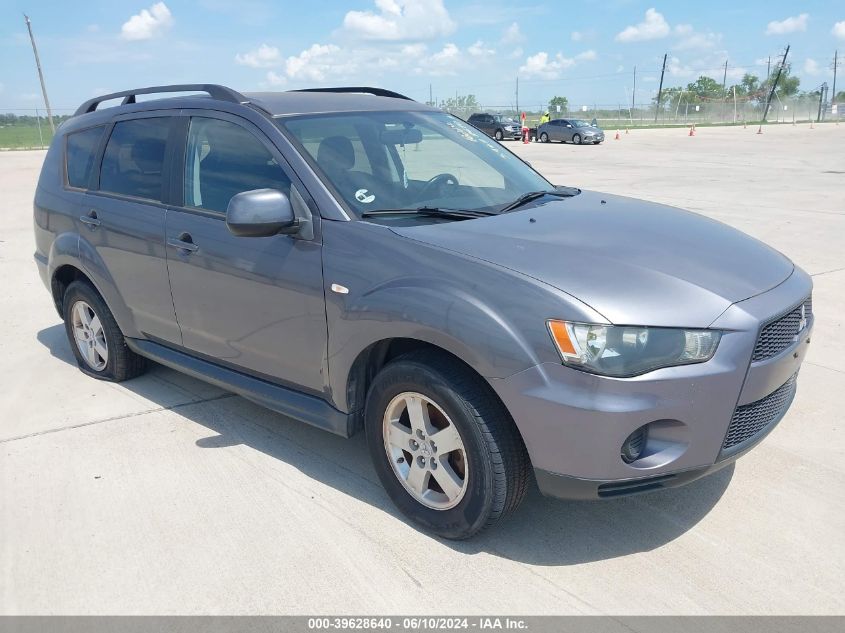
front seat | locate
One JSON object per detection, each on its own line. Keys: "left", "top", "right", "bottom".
{"left": 316, "top": 135, "right": 357, "bottom": 194}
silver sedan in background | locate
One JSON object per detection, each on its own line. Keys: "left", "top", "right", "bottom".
{"left": 539, "top": 118, "right": 605, "bottom": 144}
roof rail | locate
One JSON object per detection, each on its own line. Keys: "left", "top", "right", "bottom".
{"left": 289, "top": 87, "right": 414, "bottom": 101}
{"left": 74, "top": 84, "right": 249, "bottom": 116}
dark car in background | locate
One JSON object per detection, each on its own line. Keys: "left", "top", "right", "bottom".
{"left": 467, "top": 113, "right": 521, "bottom": 140}
{"left": 538, "top": 118, "right": 605, "bottom": 144}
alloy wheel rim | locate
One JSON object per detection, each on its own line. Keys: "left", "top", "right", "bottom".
{"left": 382, "top": 391, "right": 469, "bottom": 510}
{"left": 71, "top": 300, "right": 108, "bottom": 371}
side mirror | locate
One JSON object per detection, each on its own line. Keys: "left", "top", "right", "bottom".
{"left": 226, "top": 189, "right": 299, "bottom": 238}
{"left": 566, "top": 124, "right": 573, "bottom": 128}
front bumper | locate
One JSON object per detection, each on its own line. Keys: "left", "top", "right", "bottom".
{"left": 490, "top": 269, "right": 813, "bottom": 499}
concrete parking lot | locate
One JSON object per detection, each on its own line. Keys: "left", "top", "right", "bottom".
{"left": 1, "top": 124, "right": 843, "bottom": 614}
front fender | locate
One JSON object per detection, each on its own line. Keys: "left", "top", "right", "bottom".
{"left": 322, "top": 221, "right": 607, "bottom": 413}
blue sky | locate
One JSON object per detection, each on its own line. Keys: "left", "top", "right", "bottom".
{"left": 1, "top": 1, "right": 843, "bottom": 113}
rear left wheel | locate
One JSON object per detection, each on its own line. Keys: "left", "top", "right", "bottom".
{"left": 365, "top": 350, "right": 530, "bottom": 539}
{"left": 63, "top": 280, "right": 147, "bottom": 382}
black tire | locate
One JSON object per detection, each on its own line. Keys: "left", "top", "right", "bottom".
{"left": 494, "top": 129, "right": 504, "bottom": 141}
{"left": 573, "top": 133, "right": 581, "bottom": 145}
{"left": 540, "top": 132, "right": 549, "bottom": 143}
{"left": 365, "top": 350, "right": 530, "bottom": 539}
{"left": 62, "top": 280, "right": 147, "bottom": 382}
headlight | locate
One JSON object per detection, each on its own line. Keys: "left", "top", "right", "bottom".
{"left": 547, "top": 320, "right": 721, "bottom": 377}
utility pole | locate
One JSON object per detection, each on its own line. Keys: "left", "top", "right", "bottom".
{"left": 24, "top": 14, "right": 55, "bottom": 133}
{"left": 832, "top": 50, "right": 840, "bottom": 106}
{"left": 767, "top": 56, "right": 771, "bottom": 80}
{"left": 722, "top": 59, "right": 728, "bottom": 121}
{"left": 654, "top": 53, "right": 667, "bottom": 123}
{"left": 632, "top": 65, "right": 636, "bottom": 117}
{"left": 763, "top": 45, "right": 790, "bottom": 122}
{"left": 817, "top": 82, "right": 828, "bottom": 122}
{"left": 429, "top": 83, "right": 432, "bottom": 106}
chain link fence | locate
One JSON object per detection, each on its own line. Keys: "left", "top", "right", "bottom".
{"left": 0, "top": 108, "right": 75, "bottom": 150}
{"left": 442, "top": 95, "right": 843, "bottom": 129}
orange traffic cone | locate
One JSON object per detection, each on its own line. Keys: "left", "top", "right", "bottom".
{"left": 688, "top": 124, "right": 695, "bottom": 137}
{"left": 810, "top": 120, "right": 815, "bottom": 129}
{"left": 614, "top": 130, "right": 620, "bottom": 140}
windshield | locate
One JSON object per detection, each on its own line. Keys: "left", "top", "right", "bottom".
{"left": 571, "top": 119, "right": 593, "bottom": 128}
{"left": 278, "top": 110, "right": 551, "bottom": 217}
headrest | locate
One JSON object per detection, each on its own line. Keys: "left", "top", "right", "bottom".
{"left": 317, "top": 136, "right": 355, "bottom": 171}
{"left": 131, "top": 138, "right": 165, "bottom": 173}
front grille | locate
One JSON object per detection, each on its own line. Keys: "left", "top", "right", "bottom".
{"left": 722, "top": 373, "right": 797, "bottom": 451}
{"left": 752, "top": 296, "right": 812, "bottom": 362}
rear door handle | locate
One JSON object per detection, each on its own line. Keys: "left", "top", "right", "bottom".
{"left": 79, "top": 210, "right": 101, "bottom": 229}
{"left": 167, "top": 233, "right": 199, "bottom": 253}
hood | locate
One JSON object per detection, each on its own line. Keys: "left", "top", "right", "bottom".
{"left": 391, "top": 190, "right": 794, "bottom": 328}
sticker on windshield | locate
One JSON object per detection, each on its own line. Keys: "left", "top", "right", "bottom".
{"left": 355, "top": 189, "right": 375, "bottom": 204}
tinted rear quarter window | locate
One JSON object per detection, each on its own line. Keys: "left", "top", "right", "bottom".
{"left": 66, "top": 126, "right": 105, "bottom": 189}
{"left": 99, "top": 118, "right": 171, "bottom": 201}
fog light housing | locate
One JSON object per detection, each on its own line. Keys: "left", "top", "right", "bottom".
{"left": 621, "top": 426, "right": 648, "bottom": 464}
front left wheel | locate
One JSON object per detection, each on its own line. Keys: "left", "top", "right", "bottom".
{"left": 365, "top": 350, "right": 530, "bottom": 539}
{"left": 494, "top": 129, "right": 504, "bottom": 141}
{"left": 63, "top": 280, "right": 147, "bottom": 382}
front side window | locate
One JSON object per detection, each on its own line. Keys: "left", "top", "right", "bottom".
{"left": 99, "top": 118, "right": 170, "bottom": 201}
{"left": 280, "top": 111, "right": 551, "bottom": 216}
{"left": 66, "top": 126, "right": 105, "bottom": 189}
{"left": 184, "top": 117, "right": 291, "bottom": 213}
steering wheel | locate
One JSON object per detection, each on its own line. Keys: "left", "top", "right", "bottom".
{"left": 416, "top": 173, "right": 459, "bottom": 202}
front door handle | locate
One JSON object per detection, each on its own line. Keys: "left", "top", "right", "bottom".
{"left": 167, "top": 233, "right": 199, "bottom": 253}
{"left": 79, "top": 210, "right": 101, "bottom": 229}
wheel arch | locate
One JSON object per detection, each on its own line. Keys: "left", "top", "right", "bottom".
{"left": 343, "top": 337, "right": 528, "bottom": 452}
{"left": 51, "top": 264, "right": 94, "bottom": 317}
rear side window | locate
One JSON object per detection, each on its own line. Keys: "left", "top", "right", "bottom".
{"left": 99, "top": 118, "right": 171, "bottom": 201}
{"left": 184, "top": 117, "right": 291, "bottom": 213}
{"left": 66, "top": 126, "right": 105, "bottom": 189}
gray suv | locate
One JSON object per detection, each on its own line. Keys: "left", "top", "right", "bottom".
{"left": 34, "top": 84, "right": 813, "bottom": 539}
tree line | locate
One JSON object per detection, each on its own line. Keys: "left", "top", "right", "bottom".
{"left": 0, "top": 113, "right": 72, "bottom": 126}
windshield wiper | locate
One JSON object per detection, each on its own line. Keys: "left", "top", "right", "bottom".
{"left": 498, "top": 187, "right": 581, "bottom": 213}
{"left": 361, "top": 207, "right": 495, "bottom": 220}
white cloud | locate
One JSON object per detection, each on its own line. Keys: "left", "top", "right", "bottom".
{"left": 616, "top": 8, "right": 670, "bottom": 42}
{"left": 765, "top": 14, "right": 808, "bottom": 35}
{"left": 509, "top": 47, "right": 523, "bottom": 59}
{"left": 518, "top": 49, "right": 597, "bottom": 79}
{"left": 265, "top": 71, "right": 287, "bottom": 86}
{"left": 342, "top": 0, "right": 455, "bottom": 41}
{"left": 833, "top": 21, "right": 845, "bottom": 39}
{"left": 235, "top": 44, "right": 281, "bottom": 68}
{"left": 467, "top": 40, "right": 495, "bottom": 58}
{"left": 284, "top": 43, "right": 351, "bottom": 82}
{"left": 674, "top": 26, "right": 722, "bottom": 50}
{"left": 120, "top": 2, "right": 173, "bottom": 40}
{"left": 803, "top": 58, "right": 820, "bottom": 75}
{"left": 501, "top": 22, "right": 524, "bottom": 44}
{"left": 571, "top": 31, "right": 582, "bottom": 42}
